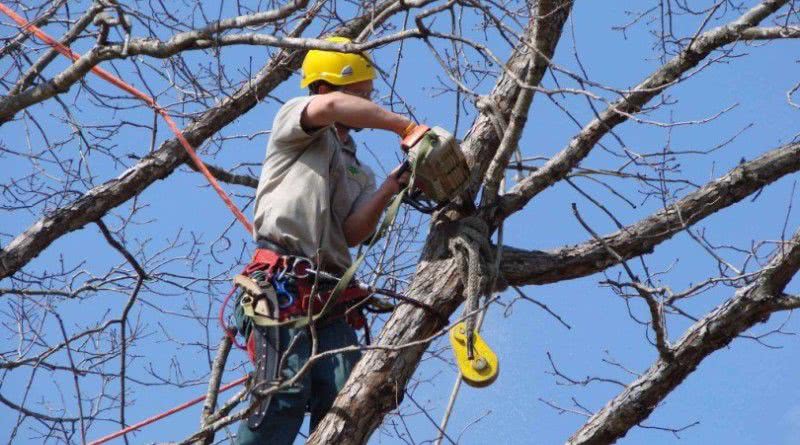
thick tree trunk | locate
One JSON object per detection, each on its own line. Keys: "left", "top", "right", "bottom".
{"left": 308, "top": 2, "right": 575, "bottom": 442}
{"left": 308, "top": 225, "right": 463, "bottom": 443}
{"left": 308, "top": 2, "right": 795, "bottom": 443}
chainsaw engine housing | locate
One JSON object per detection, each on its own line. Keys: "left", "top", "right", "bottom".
{"left": 406, "top": 126, "right": 469, "bottom": 204}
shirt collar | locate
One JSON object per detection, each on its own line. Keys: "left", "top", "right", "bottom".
{"left": 329, "top": 126, "right": 358, "bottom": 156}
{"left": 341, "top": 136, "right": 357, "bottom": 156}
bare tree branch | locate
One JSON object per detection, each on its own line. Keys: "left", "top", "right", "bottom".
{"left": 490, "top": 0, "right": 792, "bottom": 223}
{"left": 308, "top": 2, "right": 576, "bottom": 443}
{"left": 499, "top": 141, "right": 800, "bottom": 287}
{"left": 567, "top": 226, "right": 800, "bottom": 444}
{"left": 0, "top": 1, "right": 402, "bottom": 280}
{"left": 0, "top": 1, "right": 443, "bottom": 124}
{"left": 460, "top": 0, "right": 574, "bottom": 204}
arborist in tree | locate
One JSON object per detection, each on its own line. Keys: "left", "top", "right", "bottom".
{"left": 234, "top": 36, "right": 429, "bottom": 445}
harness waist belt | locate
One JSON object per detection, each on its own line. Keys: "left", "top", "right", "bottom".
{"left": 243, "top": 248, "right": 371, "bottom": 323}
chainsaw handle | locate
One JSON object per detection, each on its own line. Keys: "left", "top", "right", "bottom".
{"left": 395, "top": 160, "right": 411, "bottom": 180}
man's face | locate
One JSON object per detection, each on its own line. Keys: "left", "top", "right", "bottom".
{"left": 333, "top": 80, "right": 375, "bottom": 133}
{"left": 339, "top": 80, "right": 375, "bottom": 101}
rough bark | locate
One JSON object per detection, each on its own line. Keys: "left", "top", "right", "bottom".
{"left": 9, "top": 2, "right": 103, "bottom": 96}
{"left": 309, "top": 2, "right": 796, "bottom": 444}
{"left": 3, "top": 1, "right": 796, "bottom": 443}
{"left": 308, "top": 2, "right": 575, "bottom": 443}
{"left": 310, "top": 237, "right": 463, "bottom": 443}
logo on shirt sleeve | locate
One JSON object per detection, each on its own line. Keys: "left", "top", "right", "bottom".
{"left": 347, "top": 165, "right": 361, "bottom": 177}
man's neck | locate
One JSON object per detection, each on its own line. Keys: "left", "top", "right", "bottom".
{"left": 334, "top": 124, "right": 350, "bottom": 143}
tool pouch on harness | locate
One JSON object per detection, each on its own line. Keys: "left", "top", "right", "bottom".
{"left": 232, "top": 271, "right": 282, "bottom": 429}
{"left": 405, "top": 126, "right": 469, "bottom": 204}
{"left": 247, "top": 321, "right": 281, "bottom": 429}
{"left": 232, "top": 248, "right": 373, "bottom": 428}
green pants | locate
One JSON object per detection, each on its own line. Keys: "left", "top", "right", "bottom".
{"left": 236, "top": 318, "right": 361, "bottom": 445}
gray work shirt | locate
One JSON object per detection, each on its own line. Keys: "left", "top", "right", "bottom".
{"left": 253, "top": 96, "right": 377, "bottom": 271}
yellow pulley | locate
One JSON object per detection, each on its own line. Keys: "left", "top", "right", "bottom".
{"left": 449, "top": 321, "right": 499, "bottom": 388}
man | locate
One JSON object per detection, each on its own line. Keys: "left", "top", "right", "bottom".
{"left": 236, "top": 36, "right": 422, "bottom": 444}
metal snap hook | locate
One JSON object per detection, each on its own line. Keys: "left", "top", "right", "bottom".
{"left": 275, "top": 256, "right": 292, "bottom": 281}
{"left": 291, "top": 257, "right": 313, "bottom": 279}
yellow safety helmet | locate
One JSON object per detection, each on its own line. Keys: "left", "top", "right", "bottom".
{"left": 300, "top": 36, "right": 376, "bottom": 89}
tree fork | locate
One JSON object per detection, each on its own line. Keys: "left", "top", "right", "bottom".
{"left": 308, "top": 1, "right": 576, "bottom": 442}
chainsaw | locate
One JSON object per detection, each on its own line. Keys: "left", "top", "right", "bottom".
{"left": 399, "top": 126, "right": 470, "bottom": 213}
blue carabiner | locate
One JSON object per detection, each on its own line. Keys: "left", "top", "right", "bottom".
{"left": 272, "top": 276, "right": 296, "bottom": 309}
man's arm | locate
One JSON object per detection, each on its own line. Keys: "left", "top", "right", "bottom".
{"left": 301, "top": 92, "right": 412, "bottom": 136}
{"left": 343, "top": 164, "right": 408, "bottom": 247}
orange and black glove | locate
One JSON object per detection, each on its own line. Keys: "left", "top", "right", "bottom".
{"left": 399, "top": 122, "right": 431, "bottom": 152}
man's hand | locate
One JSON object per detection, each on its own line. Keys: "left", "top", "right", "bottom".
{"left": 400, "top": 124, "right": 431, "bottom": 152}
{"left": 384, "top": 161, "right": 411, "bottom": 195}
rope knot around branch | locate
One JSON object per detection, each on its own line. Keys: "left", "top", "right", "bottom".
{"left": 448, "top": 216, "right": 494, "bottom": 358}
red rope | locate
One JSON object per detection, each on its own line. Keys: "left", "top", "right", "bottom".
{"left": 0, "top": 2, "right": 254, "bottom": 234}
{"left": 86, "top": 375, "right": 249, "bottom": 445}
{"left": 0, "top": 3, "right": 255, "bottom": 442}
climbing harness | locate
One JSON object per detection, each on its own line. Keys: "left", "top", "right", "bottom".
{"left": 227, "top": 133, "right": 453, "bottom": 400}
{"left": 229, "top": 247, "right": 370, "bottom": 428}
{"left": 230, "top": 246, "right": 446, "bottom": 428}
{"left": 231, "top": 248, "right": 446, "bottom": 334}
{"left": 234, "top": 248, "right": 373, "bottom": 330}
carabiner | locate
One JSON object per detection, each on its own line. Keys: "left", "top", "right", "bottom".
{"left": 271, "top": 275, "right": 296, "bottom": 309}
{"left": 274, "top": 256, "right": 292, "bottom": 281}
{"left": 290, "top": 257, "right": 313, "bottom": 279}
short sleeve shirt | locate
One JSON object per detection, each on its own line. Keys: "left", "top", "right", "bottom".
{"left": 253, "top": 96, "right": 377, "bottom": 271}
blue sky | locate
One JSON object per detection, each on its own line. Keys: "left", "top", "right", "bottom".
{"left": 2, "top": 1, "right": 799, "bottom": 444}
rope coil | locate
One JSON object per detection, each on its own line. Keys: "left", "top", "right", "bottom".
{"left": 447, "top": 216, "right": 494, "bottom": 358}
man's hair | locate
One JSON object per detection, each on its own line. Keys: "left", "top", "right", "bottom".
{"left": 308, "top": 80, "right": 339, "bottom": 95}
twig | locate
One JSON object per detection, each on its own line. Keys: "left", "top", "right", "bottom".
{"left": 200, "top": 331, "right": 234, "bottom": 444}
{"left": 572, "top": 203, "right": 672, "bottom": 360}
